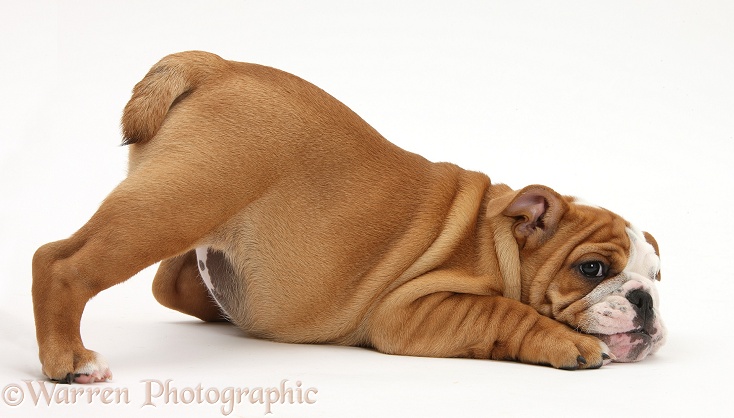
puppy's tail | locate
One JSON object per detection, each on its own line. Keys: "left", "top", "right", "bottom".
{"left": 121, "top": 51, "right": 228, "bottom": 145}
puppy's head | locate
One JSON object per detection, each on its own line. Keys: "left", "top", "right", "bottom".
{"left": 492, "top": 185, "right": 666, "bottom": 362}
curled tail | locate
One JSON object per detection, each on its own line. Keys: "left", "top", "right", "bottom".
{"left": 121, "top": 51, "right": 228, "bottom": 145}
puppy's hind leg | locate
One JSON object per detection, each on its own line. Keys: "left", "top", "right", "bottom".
{"left": 153, "top": 251, "right": 227, "bottom": 322}
{"left": 32, "top": 165, "right": 240, "bottom": 383}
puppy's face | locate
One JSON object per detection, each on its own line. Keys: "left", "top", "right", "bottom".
{"left": 517, "top": 200, "right": 666, "bottom": 362}
{"left": 576, "top": 226, "right": 666, "bottom": 362}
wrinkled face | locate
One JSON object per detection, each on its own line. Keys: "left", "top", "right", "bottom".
{"left": 522, "top": 202, "right": 666, "bottom": 362}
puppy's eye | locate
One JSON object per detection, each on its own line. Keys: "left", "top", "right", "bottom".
{"left": 578, "top": 261, "right": 607, "bottom": 279}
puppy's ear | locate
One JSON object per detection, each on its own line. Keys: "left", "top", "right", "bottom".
{"left": 502, "top": 185, "right": 568, "bottom": 249}
{"left": 642, "top": 231, "right": 662, "bottom": 281}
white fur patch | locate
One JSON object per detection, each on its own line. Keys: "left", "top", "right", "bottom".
{"left": 195, "top": 246, "right": 215, "bottom": 292}
{"left": 74, "top": 351, "right": 112, "bottom": 383}
{"left": 195, "top": 246, "right": 226, "bottom": 309}
{"left": 627, "top": 224, "right": 661, "bottom": 283}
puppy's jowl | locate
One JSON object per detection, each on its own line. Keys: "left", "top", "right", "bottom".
{"left": 32, "top": 51, "right": 666, "bottom": 383}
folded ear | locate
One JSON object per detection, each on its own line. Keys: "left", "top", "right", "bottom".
{"left": 642, "top": 231, "right": 662, "bottom": 281}
{"left": 501, "top": 185, "right": 568, "bottom": 248}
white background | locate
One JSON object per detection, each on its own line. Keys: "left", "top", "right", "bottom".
{"left": 2, "top": 0, "right": 733, "bottom": 416}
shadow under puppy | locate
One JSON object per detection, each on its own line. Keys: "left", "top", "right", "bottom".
{"left": 32, "top": 51, "right": 666, "bottom": 383}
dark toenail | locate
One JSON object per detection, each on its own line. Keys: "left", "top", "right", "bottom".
{"left": 54, "top": 373, "right": 74, "bottom": 384}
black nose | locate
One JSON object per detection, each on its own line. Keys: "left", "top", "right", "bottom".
{"left": 626, "top": 289, "right": 654, "bottom": 327}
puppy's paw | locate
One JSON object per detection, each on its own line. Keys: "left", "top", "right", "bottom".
{"left": 518, "top": 320, "right": 613, "bottom": 370}
{"left": 41, "top": 347, "right": 112, "bottom": 384}
{"left": 69, "top": 353, "right": 113, "bottom": 383}
{"left": 552, "top": 337, "right": 612, "bottom": 370}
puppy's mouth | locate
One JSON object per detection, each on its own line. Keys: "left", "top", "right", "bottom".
{"left": 594, "top": 330, "right": 653, "bottom": 363}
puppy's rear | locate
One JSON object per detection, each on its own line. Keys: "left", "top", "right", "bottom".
{"left": 122, "top": 51, "right": 230, "bottom": 145}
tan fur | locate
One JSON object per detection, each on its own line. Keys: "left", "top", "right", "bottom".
{"left": 33, "top": 51, "right": 646, "bottom": 382}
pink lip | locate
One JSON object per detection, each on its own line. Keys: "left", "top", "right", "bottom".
{"left": 595, "top": 332, "right": 653, "bottom": 362}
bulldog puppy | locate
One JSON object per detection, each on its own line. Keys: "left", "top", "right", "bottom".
{"left": 32, "top": 51, "right": 666, "bottom": 383}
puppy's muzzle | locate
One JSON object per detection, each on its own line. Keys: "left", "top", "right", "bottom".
{"left": 626, "top": 289, "right": 655, "bottom": 334}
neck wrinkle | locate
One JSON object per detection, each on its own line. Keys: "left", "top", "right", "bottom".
{"left": 489, "top": 216, "right": 522, "bottom": 301}
{"left": 478, "top": 184, "right": 523, "bottom": 301}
